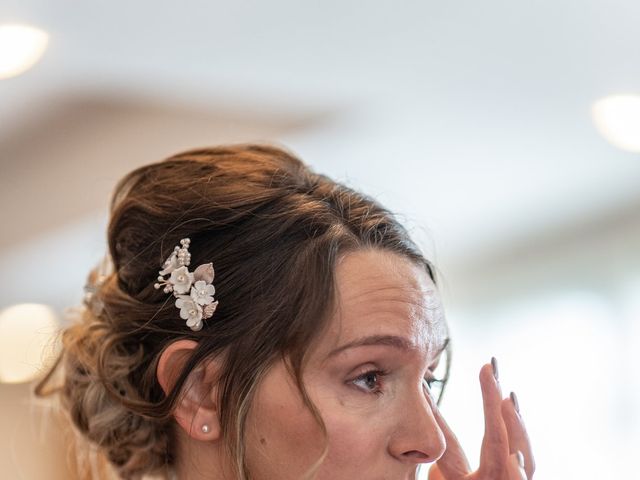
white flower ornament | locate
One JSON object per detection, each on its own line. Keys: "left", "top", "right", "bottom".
{"left": 175, "top": 295, "right": 203, "bottom": 331}
{"left": 154, "top": 238, "right": 219, "bottom": 331}
{"left": 191, "top": 280, "right": 216, "bottom": 305}
{"left": 169, "top": 266, "right": 194, "bottom": 294}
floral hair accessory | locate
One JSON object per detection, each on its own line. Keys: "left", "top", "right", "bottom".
{"left": 154, "top": 238, "right": 218, "bottom": 331}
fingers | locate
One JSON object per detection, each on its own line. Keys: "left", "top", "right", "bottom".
{"left": 501, "top": 393, "right": 535, "bottom": 479}
{"left": 423, "top": 380, "right": 471, "bottom": 478}
{"left": 504, "top": 451, "right": 527, "bottom": 480}
{"left": 477, "top": 361, "right": 510, "bottom": 479}
{"left": 425, "top": 360, "right": 535, "bottom": 480}
{"left": 427, "top": 463, "right": 446, "bottom": 480}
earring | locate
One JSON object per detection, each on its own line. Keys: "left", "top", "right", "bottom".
{"left": 201, "top": 424, "right": 210, "bottom": 434}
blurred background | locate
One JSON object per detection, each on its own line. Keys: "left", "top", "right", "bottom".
{"left": 1, "top": 1, "right": 639, "bottom": 478}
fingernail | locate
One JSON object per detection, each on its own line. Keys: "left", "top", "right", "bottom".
{"left": 510, "top": 391, "right": 521, "bottom": 415}
{"left": 491, "top": 356, "right": 499, "bottom": 381}
{"left": 516, "top": 450, "right": 525, "bottom": 469}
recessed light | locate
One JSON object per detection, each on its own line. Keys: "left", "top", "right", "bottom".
{"left": 592, "top": 94, "right": 640, "bottom": 153}
{"left": 0, "top": 23, "right": 49, "bottom": 79}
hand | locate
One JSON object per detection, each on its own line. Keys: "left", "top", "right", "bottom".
{"left": 426, "top": 358, "right": 535, "bottom": 480}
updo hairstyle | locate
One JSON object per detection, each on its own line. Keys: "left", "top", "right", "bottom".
{"left": 37, "top": 144, "right": 444, "bottom": 479}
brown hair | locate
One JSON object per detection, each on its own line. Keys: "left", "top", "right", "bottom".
{"left": 36, "top": 144, "right": 449, "bottom": 479}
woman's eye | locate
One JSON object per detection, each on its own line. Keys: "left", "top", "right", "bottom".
{"left": 350, "top": 370, "right": 446, "bottom": 399}
{"left": 351, "top": 369, "right": 385, "bottom": 395}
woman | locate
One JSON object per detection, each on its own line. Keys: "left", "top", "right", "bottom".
{"left": 37, "top": 144, "right": 534, "bottom": 479}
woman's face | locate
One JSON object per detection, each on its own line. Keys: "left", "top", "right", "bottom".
{"left": 243, "top": 249, "right": 449, "bottom": 480}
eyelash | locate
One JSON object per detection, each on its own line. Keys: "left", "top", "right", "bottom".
{"left": 351, "top": 369, "right": 442, "bottom": 397}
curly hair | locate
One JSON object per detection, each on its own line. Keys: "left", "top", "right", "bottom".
{"left": 36, "top": 144, "right": 448, "bottom": 479}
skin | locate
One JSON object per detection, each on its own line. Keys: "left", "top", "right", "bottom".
{"left": 243, "top": 248, "right": 449, "bottom": 479}
{"left": 160, "top": 248, "right": 535, "bottom": 479}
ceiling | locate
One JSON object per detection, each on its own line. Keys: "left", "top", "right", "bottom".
{"left": 1, "top": 0, "right": 639, "bottom": 309}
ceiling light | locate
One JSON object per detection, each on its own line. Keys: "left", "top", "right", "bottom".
{"left": 592, "top": 94, "right": 640, "bottom": 153}
{"left": 0, "top": 303, "right": 60, "bottom": 384}
{"left": 0, "top": 24, "right": 49, "bottom": 79}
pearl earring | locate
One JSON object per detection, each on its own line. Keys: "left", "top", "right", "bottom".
{"left": 201, "top": 424, "right": 210, "bottom": 434}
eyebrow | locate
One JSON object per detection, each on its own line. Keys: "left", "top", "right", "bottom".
{"left": 326, "top": 334, "right": 450, "bottom": 360}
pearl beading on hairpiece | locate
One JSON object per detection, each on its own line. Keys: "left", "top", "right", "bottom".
{"left": 154, "top": 238, "right": 219, "bottom": 331}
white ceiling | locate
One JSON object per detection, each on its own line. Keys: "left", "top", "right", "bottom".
{"left": 1, "top": 0, "right": 639, "bottom": 309}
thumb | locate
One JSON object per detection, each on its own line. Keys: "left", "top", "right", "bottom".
{"left": 504, "top": 451, "right": 527, "bottom": 480}
{"left": 428, "top": 463, "right": 446, "bottom": 480}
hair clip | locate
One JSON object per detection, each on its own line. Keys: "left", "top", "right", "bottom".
{"left": 154, "top": 238, "right": 218, "bottom": 331}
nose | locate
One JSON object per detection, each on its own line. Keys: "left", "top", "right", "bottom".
{"left": 387, "top": 384, "right": 446, "bottom": 465}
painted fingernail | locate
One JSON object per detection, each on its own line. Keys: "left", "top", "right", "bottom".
{"left": 491, "top": 356, "right": 499, "bottom": 381}
{"left": 516, "top": 450, "right": 525, "bottom": 469}
{"left": 510, "top": 391, "right": 521, "bottom": 415}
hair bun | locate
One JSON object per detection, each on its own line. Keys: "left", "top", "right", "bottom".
{"left": 60, "top": 309, "right": 170, "bottom": 479}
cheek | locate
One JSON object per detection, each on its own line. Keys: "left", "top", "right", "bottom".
{"left": 323, "top": 412, "right": 384, "bottom": 466}
{"left": 244, "top": 365, "right": 393, "bottom": 478}
{"left": 244, "top": 365, "right": 327, "bottom": 478}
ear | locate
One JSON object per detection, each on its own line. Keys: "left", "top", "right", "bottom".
{"left": 157, "top": 339, "right": 222, "bottom": 442}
